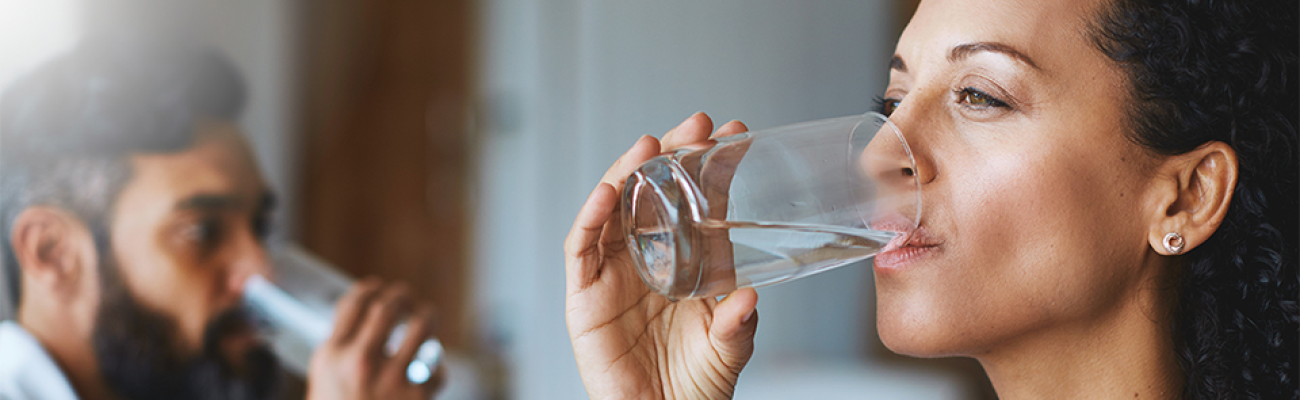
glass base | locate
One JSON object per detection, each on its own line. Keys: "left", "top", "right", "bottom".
{"left": 622, "top": 155, "right": 711, "bottom": 300}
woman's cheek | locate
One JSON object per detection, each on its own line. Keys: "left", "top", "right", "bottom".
{"left": 875, "top": 124, "right": 1115, "bottom": 353}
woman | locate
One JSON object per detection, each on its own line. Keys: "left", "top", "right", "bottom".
{"left": 564, "top": 0, "right": 1297, "bottom": 398}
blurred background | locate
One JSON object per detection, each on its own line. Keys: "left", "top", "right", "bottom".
{"left": 0, "top": 0, "right": 993, "bottom": 398}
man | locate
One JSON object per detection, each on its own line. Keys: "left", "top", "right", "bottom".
{"left": 0, "top": 37, "right": 440, "bottom": 400}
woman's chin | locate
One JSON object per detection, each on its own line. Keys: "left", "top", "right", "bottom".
{"left": 878, "top": 323, "right": 954, "bottom": 357}
{"left": 875, "top": 304, "right": 974, "bottom": 358}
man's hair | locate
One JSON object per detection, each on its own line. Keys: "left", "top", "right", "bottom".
{"left": 1090, "top": 0, "right": 1297, "bottom": 398}
{"left": 0, "top": 37, "right": 246, "bottom": 309}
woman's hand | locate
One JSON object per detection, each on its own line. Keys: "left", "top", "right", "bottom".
{"left": 565, "top": 113, "right": 760, "bottom": 400}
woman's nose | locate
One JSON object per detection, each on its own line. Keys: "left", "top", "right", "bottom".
{"left": 859, "top": 112, "right": 935, "bottom": 225}
{"left": 861, "top": 118, "right": 931, "bottom": 191}
{"left": 883, "top": 95, "right": 938, "bottom": 187}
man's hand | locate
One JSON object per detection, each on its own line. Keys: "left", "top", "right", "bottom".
{"left": 305, "top": 279, "right": 443, "bottom": 400}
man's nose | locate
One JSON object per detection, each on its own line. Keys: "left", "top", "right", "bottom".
{"left": 225, "top": 228, "right": 273, "bottom": 297}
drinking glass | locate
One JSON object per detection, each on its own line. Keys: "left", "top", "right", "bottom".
{"left": 622, "top": 112, "right": 920, "bottom": 300}
{"left": 242, "top": 244, "right": 444, "bottom": 385}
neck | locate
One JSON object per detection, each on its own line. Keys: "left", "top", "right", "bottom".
{"left": 18, "top": 306, "right": 119, "bottom": 400}
{"left": 976, "top": 286, "right": 1183, "bottom": 400}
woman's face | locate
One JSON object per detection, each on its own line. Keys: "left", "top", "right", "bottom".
{"left": 872, "top": 0, "right": 1162, "bottom": 357}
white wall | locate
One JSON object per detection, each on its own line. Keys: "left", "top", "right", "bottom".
{"left": 473, "top": 1, "right": 971, "bottom": 398}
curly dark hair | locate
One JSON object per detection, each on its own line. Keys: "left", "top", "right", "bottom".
{"left": 1090, "top": 0, "right": 1298, "bottom": 398}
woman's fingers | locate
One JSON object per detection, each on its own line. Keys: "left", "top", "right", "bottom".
{"left": 599, "top": 134, "right": 661, "bottom": 187}
{"left": 714, "top": 120, "right": 749, "bottom": 138}
{"left": 569, "top": 112, "right": 727, "bottom": 294}
{"left": 565, "top": 183, "right": 619, "bottom": 291}
{"left": 661, "top": 112, "right": 715, "bottom": 151}
{"left": 597, "top": 113, "right": 722, "bottom": 190}
{"left": 709, "top": 287, "right": 759, "bottom": 371}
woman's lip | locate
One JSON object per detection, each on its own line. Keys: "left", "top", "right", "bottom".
{"left": 873, "top": 225, "right": 941, "bottom": 270}
{"left": 874, "top": 244, "right": 937, "bottom": 272}
{"left": 871, "top": 215, "right": 940, "bottom": 249}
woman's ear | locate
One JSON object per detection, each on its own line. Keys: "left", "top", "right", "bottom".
{"left": 10, "top": 206, "right": 97, "bottom": 302}
{"left": 1145, "top": 141, "right": 1238, "bottom": 256}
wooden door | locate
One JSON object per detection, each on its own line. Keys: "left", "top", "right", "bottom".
{"left": 297, "top": 0, "right": 474, "bottom": 349}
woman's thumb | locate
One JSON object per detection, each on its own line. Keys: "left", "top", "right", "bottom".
{"left": 709, "top": 287, "right": 759, "bottom": 373}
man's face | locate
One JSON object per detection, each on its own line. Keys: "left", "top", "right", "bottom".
{"left": 95, "top": 121, "right": 279, "bottom": 399}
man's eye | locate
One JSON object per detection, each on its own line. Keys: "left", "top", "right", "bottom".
{"left": 252, "top": 213, "right": 271, "bottom": 241}
{"left": 958, "top": 88, "right": 1008, "bottom": 108}
{"left": 181, "top": 219, "right": 223, "bottom": 245}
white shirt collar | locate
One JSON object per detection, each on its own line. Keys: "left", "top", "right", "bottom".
{"left": 0, "top": 320, "right": 80, "bottom": 400}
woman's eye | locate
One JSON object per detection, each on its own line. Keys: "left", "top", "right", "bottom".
{"left": 958, "top": 87, "right": 1008, "bottom": 109}
{"left": 874, "top": 96, "right": 902, "bottom": 116}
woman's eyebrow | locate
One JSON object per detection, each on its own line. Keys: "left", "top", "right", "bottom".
{"left": 890, "top": 42, "right": 1038, "bottom": 73}
{"left": 949, "top": 42, "right": 1041, "bottom": 70}
{"left": 890, "top": 55, "right": 908, "bottom": 73}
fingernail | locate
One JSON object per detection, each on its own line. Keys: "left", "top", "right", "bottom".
{"left": 742, "top": 309, "right": 755, "bottom": 324}
{"left": 585, "top": 184, "right": 603, "bottom": 203}
{"left": 677, "top": 112, "right": 703, "bottom": 128}
{"left": 635, "top": 134, "right": 658, "bottom": 148}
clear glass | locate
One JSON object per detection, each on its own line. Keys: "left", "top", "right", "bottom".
{"left": 622, "top": 112, "right": 920, "bottom": 300}
{"left": 242, "top": 245, "right": 444, "bottom": 385}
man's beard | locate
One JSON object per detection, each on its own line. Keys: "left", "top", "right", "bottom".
{"left": 90, "top": 248, "right": 281, "bottom": 400}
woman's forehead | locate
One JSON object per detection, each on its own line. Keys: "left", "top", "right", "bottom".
{"left": 898, "top": 0, "right": 1107, "bottom": 73}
